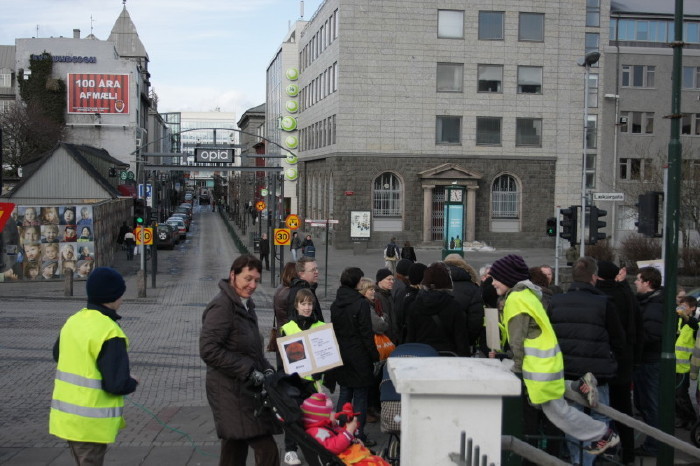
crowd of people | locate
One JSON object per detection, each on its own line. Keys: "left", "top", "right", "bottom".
{"left": 47, "top": 239, "right": 698, "bottom": 466}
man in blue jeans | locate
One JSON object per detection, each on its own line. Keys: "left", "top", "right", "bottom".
{"left": 548, "top": 257, "right": 625, "bottom": 465}
{"left": 633, "top": 267, "right": 664, "bottom": 456}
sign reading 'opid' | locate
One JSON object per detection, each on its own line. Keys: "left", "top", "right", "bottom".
{"left": 67, "top": 73, "right": 129, "bottom": 114}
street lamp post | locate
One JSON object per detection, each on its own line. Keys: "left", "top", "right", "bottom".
{"left": 577, "top": 51, "right": 600, "bottom": 258}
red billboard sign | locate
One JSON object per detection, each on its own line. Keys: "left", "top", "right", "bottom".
{"left": 67, "top": 73, "right": 129, "bottom": 114}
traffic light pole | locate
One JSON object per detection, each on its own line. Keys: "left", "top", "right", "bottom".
{"left": 554, "top": 206, "right": 561, "bottom": 285}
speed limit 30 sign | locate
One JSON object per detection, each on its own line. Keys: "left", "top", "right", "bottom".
{"left": 274, "top": 228, "right": 291, "bottom": 246}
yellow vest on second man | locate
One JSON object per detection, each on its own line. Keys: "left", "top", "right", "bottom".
{"left": 676, "top": 318, "right": 695, "bottom": 374}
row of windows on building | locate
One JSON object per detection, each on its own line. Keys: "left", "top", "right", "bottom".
{"left": 299, "top": 62, "right": 338, "bottom": 112}
{"left": 619, "top": 111, "right": 700, "bottom": 136}
{"left": 621, "top": 65, "right": 700, "bottom": 90}
{"left": 299, "top": 115, "right": 336, "bottom": 152}
{"left": 611, "top": 18, "right": 700, "bottom": 44}
{"left": 300, "top": 8, "right": 339, "bottom": 73}
{"left": 436, "top": 116, "right": 544, "bottom": 146}
{"left": 439, "top": 10, "right": 544, "bottom": 42}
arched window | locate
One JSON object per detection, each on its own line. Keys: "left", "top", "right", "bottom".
{"left": 491, "top": 175, "right": 520, "bottom": 219}
{"left": 373, "top": 173, "right": 402, "bottom": 217}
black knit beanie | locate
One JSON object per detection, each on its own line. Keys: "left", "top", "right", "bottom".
{"left": 489, "top": 255, "right": 530, "bottom": 288}
{"left": 408, "top": 263, "right": 427, "bottom": 285}
{"left": 86, "top": 267, "right": 126, "bottom": 304}
{"left": 376, "top": 268, "right": 393, "bottom": 283}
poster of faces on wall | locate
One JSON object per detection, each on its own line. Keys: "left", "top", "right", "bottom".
{"left": 3, "top": 205, "right": 96, "bottom": 281}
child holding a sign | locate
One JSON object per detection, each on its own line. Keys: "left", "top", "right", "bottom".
{"left": 279, "top": 288, "right": 325, "bottom": 465}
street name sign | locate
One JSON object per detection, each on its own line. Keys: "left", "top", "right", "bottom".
{"left": 592, "top": 193, "right": 624, "bottom": 201}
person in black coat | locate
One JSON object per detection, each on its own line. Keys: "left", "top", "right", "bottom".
{"left": 400, "top": 240, "right": 417, "bottom": 262}
{"left": 444, "top": 254, "right": 485, "bottom": 351}
{"left": 405, "top": 262, "right": 469, "bottom": 356}
{"left": 259, "top": 233, "right": 270, "bottom": 271}
{"left": 399, "top": 262, "right": 427, "bottom": 344}
{"left": 327, "top": 267, "right": 379, "bottom": 446}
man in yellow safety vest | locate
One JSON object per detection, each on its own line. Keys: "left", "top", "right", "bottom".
{"left": 49, "top": 267, "right": 138, "bottom": 465}
{"left": 678, "top": 296, "right": 699, "bottom": 429}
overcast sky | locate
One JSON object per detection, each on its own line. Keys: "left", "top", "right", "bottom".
{"left": 1, "top": 0, "right": 325, "bottom": 117}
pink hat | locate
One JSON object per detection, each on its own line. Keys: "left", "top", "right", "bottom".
{"left": 301, "top": 393, "right": 333, "bottom": 427}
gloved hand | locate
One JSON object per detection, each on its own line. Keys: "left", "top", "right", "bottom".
{"left": 247, "top": 370, "right": 265, "bottom": 387}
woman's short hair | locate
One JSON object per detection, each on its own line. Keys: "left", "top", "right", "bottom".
{"left": 357, "top": 277, "right": 375, "bottom": 295}
{"left": 230, "top": 254, "right": 262, "bottom": 274}
{"left": 294, "top": 288, "right": 315, "bottom": 307}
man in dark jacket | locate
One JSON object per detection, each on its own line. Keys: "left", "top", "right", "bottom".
{"left": 392, "top": 259, "right": 412, "bottom": 330}
{"left": 287, "top": 256, "right": 324, "bottom": 323}
{"left": 259, "top": 233, "right": 270, "bottom": 271}
{"left": 199, "top": 255, "right": 280, "bottom": 465}
{"left": 633, "top": 266, "right": 664, "bottom": 456}
{"left": 328, "top": 267, "right": 379, "bottom": 446}
{"left": 399, "top": 262, "right": 427, "bottom": 344}
{"left": 548, "top": 256, "right": 625, "bottom": 466}
{"left": 444, "top": 254, "right": 485, "bottom": 350}
{"left": 595, "top": 260, "right": 640, "bottom": 465}
{"left": 406, "top": 262, "right": 469, "bottom": 356}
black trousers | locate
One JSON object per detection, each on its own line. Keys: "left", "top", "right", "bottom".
{"left": 219, "top": 435, "right": 279, "bottom": 466}
{"left": 259, "top": 253, "right": 269, "bottom": 270}
{"left": 609, "top": 378, "right": 635, "bottom": 463}
{"left": 676, "top": 372, "right": 698, "bottom": 425}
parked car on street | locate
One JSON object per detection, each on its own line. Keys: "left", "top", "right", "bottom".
{"left": 165, "top": 217, "right": 187, "bottom": 239}
{"left": 156, "top": 224, "right": 179, "bottom": 249}
{"left": 170, "top": 212, "right": 191, "bottom": 230}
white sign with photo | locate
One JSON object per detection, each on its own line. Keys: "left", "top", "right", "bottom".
{"left": 276, "top": 323, "right": 343, "bottom": 378}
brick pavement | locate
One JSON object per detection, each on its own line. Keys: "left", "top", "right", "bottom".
{"left": 0, "top": 207, "right": 581, "bottom": 465}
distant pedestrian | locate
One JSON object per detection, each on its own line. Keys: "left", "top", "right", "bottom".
{"left": 383, "top": 237, "right": 399, "bottom": 275}
{"left": 124, "top": 230, "right": 135, "bottom": 261}
{"left": 49, "top": 267, "right": 138, "bottom": 466}
{"left": 400, "top": 240, "right": 416, "bottom": 262}
{"left": 117, "top": 222, "right": 129, "bottom": 250}
{"left": 301, "top": 234, "right": 316, "bottom": 258}
{"left": 259, "top": 233, "right": 270, "bottom": 271}
{"left": 290, "top": 231, "right": 302, "bottom": 261}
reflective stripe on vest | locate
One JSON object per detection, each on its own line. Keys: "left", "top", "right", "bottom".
{"left": 676, "top": 319, "right": 695, "bottom": 373}
{"left": 503, "top": 288, "right": 565, "bottom": 405}
{"left": 49, "top": 308, "right": 128, "bottom": 443}
{"left": 51, "top": 399, "right": 123, "bottom": 419}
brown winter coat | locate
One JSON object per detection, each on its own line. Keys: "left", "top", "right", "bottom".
{"left": 199, "top": 279, "right": 281, "bottom": 439}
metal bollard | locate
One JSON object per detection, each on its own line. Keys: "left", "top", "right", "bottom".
{"left": 64, "top": 271, "right": 73, "bottom": 296}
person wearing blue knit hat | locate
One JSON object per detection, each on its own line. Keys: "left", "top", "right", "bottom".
{"left": 49, "top": 267, "right": 138, "bottom": 465}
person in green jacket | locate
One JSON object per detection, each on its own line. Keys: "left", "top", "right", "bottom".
{"left": 488, "top": 254, "right": 619, "bottom": 456}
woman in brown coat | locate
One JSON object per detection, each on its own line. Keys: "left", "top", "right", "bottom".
{"left": 199, "top": 255, "right": 281, "bottom": 466}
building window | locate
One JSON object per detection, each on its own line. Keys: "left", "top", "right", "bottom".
{"left": 682, "top": 114, "right": 700, "bottom": 135}
{"left": 438, "top": 10, "right": 464, "bottom": 39}
{"left": 516, "top": 118, "right": 542, "bottom": 147}
{"left": 517, "top": 66, "right": 542, "bottom": 94}
{"left": 519, "top": 13, "right": 544, "bottom": 42}
{"left": 0, "top": 73, "right": 10, "bottom": 88}
{"left": 621, "top": 65, "right": 655, "bottom": 88}
{"left": 586, "top": 115, "right": 598, "bottom": 149}
{"left": 682, "top": 66, "right": 700, "bottom": 89}
{"left": 586, "top": 153, "right": 597, "bottom": 188}
{"left": 479, "top": 11, "right": 504, "bottom": 40}
{"left": 437, "top": 63, "right": 464, "bottom": 92}
{"left": 619, "top": 158, "right": 654, "bottom": 181}
{"left": 620, "top": 111, "right": 654, "bottom": 134}
{"left": 477, "top": 65, "right": 503, "bottom": 93}
{"left": 436, "top": 116, "right": 462, "bottom": 144}
{"left": 373, "top": 173, "right": 402, "bottom": 217}
{"left": 587, "top": 73, "right": 599, "bottom": 108}
{"left": 491, "top": 175, "right": 520, "bottom": 219}
{"left": 585, "top": 32, "right": 600, "bottom": 54}
{"left": 586, "top": 0, "right": 600, "bottom": 27}
{"left": 476, "top": 117, "right": 502, "bottom": 145}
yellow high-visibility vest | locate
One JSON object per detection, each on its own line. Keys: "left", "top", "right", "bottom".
{"left": 503, "top": 288, "right": 565, "bottom": 404}
{"left": 676, "top": 318, "right": 695, "bottom": 374}
{"left": 49, "top": 308, "right": 129, "bottom": 443}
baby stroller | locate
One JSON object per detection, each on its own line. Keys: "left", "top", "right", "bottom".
{"left": 378, "top": 343, "right": 440, "bottom": 465}
{"left": 258, "top": 372, "right": 346, "bottom": 466}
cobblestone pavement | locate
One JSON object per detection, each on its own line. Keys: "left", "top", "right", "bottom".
{"left": 0, "top": 207, "right": 591, "bottom": 465}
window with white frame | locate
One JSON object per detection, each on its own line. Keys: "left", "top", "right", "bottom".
{"left": 516, "top": 118, "right": 542, "bottom": 146}
{"left": 438, "top": 10, "right": 464, "bottom": 39}
{"left": 519, "top": 13, "right": 544, "bottom": 41}
{"left": 587, "top": 73, "right": 599, "bottom": 108}
{"left": 479, "top": 11, "right": 504, "bottom": 40}
{"left": 517, "top": 66, "right": 542, "bottom": 94}
{"left": 620, "top": 111, "right": 654, "bottom": 134}
{"left": 437, "top": 63, "right": 464, "bottom": 92}
{"left": 586, "top": 153, "right": 597, "bottom": 188}
{"left": 476, "top": 117, "right": 502, "bottom": 145}
{"left": 0, "top": 73, "right": 11, "bottom": 88}
{"left": 621, "top": 65, "right": 655, "bottom": 88}
{"left": 373, "top": 173, "right": 402, "bottom": 217}
{"left": 619, "top": 157, "right": 654, "bottom": 181}
{"left": 586, "top": 0, "right": 600, "bottom": 27}
{"left": 682, "top": 113, "right": 700, "bottom": 135}
{"left": 682, "top": 66, "right": 700, "bottom": 89}
{"left": 436, "top": 116, "right": 461, "bottom": 144}
{"left": 586, "top": 115, "right": 598, "bottom": 149}
{"left": 491, "top": 175, "right": 520, "bottom": 219}
{"left": 478, "top": 65, "right": 503, "bottom": 93}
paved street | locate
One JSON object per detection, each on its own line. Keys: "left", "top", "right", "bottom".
{"left": 3, "top": 207, "right": 660, "bottom": 465}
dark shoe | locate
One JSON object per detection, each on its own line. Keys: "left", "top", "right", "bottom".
{"left": 363, "top": 438, "right": 377, "bottom": 447}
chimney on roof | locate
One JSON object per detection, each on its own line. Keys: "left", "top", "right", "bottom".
{"left": 73, "top": 29, "right": 80, "bottom": 39}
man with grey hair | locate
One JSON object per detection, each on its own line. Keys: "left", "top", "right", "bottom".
{"left": 547, "top": 256, "right": 625, "bottom": 465}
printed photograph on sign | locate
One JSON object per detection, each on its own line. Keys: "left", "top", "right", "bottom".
{"left": 350, "top": 211, "right": 371, "bottom": 240}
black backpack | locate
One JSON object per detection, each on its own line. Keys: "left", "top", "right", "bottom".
{"left": 386, "top": 244, "right": 396, "bottom": 258}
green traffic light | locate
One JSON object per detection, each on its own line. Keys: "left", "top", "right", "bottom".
{"left": 136, "top": 217, "right": 144, "bottom": 224}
